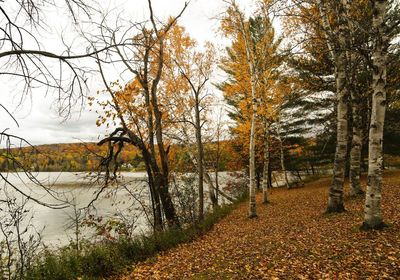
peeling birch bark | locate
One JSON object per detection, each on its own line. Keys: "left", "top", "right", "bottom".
{"left": 361, "top": 0, "right": 388, "bottom": 230}
{"left": 318, "top": 0, "right": 348, "bottom": 213}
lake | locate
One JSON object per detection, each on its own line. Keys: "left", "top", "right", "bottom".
{"left": 0, "top": 171, "right": 236, "bottom": 247}
{"left": 0, "top": 172, "right": 154, "bottom": 247}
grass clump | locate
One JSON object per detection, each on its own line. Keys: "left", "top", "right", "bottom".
{"left": 23, "top": 201, "right": 240, "bottom": 280}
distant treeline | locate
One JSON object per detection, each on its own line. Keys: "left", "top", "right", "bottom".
{"left": 0, "top": 141, "right": 236, "bottom": 173}
{"left": 0, "top": 143, "right": 142, "bottom": 172}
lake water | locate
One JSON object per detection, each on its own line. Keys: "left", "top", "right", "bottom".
{"left": 0, "top": 172, "right": 153, "bottom": 247}
{"left": 0, "top": 170, "right": 306, "bottom": 248}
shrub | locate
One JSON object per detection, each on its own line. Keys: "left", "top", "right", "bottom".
{"left": 24, "top": 198, "right": 242, "bottom": 280}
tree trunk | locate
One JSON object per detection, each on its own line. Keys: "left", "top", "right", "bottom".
{"left": 325, "top": 1, "right": 348, "bottom": 213}
{"left": 147, "top": 150, "right": 179, "bottom": 228}
{"left": 262, "top": 125, "right": 270, "bottom": 204}
{"left": 207, "top": 162, "right": 218, "bottom": 210}
{"left": 214, "top": 167, "right": 219, "bottom": 206}
{"left": 231, "top": 2, "right": 258, "bottom": 218}
{"left": 277, "top": 118, "right": 290, "bottom": 189}
{"left": 273, "top": 172, "right": 279, "bottom": 187}
{"left": 208, "top": 181, "right": 218, "bottom": 210}
{"left": 267, "top": 153, "right": 272, "bottom": 189}
{"left": 123, "top": 130, "right": 166, "bottom": 232}
{"left": 206, "top": 160, "right": 218, "bottom": 210}
{"left": 143, "top": 140, "right": 176, "bottom": 228}
{"left": 248, "top": 84, "right": 258, "bottom": 218}
{"left": 136, "top": 38, "right": 179, "bottom": 229}
{"left": 343, "top": 0, "right": 364, "bottom": 197}
{"left": 142, "top": 56, "right": 163, "bottom": 231}
{"left": 235, "top": 7, "right": 258, "bottom": 218}
{"left": 256, "top": 170, "right": 261, "bottom": 190}
{"left": 361, "top": 0, "right": 388, "bottom": 230}
{"left": 186, "top": 147, "right": 233, "bottom": 205}
{"left": 194, "top": 93, "right": 204, "bottom": 221}
{"left": 152, "top": 39, "right": 180, "bottom": 228}
{"left": 349, "top": 90, "right": 364, "bottom": 196}
{"left": 145, "top": 161, "right": 163, "bottom": 232}
{"left": 215, "top": 129, "right": 221, "bottom": 206}
{"left": 296, "top": 170, "right": 303, "bottom": 185}
{"left": 327, "top": 56, "right": 348, "bottom": 213}
{"left": 156, "top": 174, "right": 180, "bottom": 228}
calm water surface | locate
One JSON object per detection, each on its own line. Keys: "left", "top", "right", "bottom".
{"left": 0, "top": 172, "right": 150, "bottom": 246}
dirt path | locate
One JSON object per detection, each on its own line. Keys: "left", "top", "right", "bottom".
{"left": 121, "top": 172, "right": 400, "bottom": 279}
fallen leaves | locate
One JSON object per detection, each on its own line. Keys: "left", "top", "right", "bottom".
{"left": 119, "top": 171, "right": 400, "bottom": 279}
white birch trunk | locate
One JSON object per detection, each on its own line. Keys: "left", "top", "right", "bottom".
{"left": 318, "top": 0, "right": 349, "bottom": 213}
{"left": 248, "top": 79, "right": 258, "bottom": 218}
{"left": 343, "top": 0, "right": 364, "bottom": 197}
{"left": 361, "top": 0, "right": 388, "bottom": 230}
{"left": 327, "top": 44, "right": 348, "bottom": 213}
{"left": 349, "top": 91, "right": 364, "bottom": 196}
{"left": 231, "top": 1, "right": 258, "bottom": 218}
{"left": 262, "top": 123, "right": 270, "bottom": 203}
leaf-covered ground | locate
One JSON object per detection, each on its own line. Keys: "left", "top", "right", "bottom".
{"left": 121, "top": 171, "right": 400, "bottom": 279}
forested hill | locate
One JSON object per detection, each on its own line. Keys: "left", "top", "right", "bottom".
{"left": 0, "top": 140, "right": 237, "bottom": 173}
{"left": 0, "top": 142, "right": 141, "bottom": 172}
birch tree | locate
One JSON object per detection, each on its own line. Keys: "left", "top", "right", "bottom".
{"left": 361, "top": 0, "right": 389, "bottom": 230}
{"left": 340, "top": 0, "right": 376, "bottom": 197}
{"left": 318, "top": 0, "right": 349, "bottom": 213}
{"left": 349, "top": 89, "right": 365, "bottom": 196}
{"left": 221, "top": 0, "right": 281, "bottom": 217}
{"left": 286, "top": 0, "right": 350, "bottom": 204}
{"left": 262, "top": 121, "right": 271, "bottom": 203}
{"left": 222, "top": 0, "right": 259, "bottom": 218}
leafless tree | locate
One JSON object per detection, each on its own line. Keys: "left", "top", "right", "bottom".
{"left": 1, "top": 0, "right": 99, "bottom": 117}
{"left": 0, "top": 0, "right": 137, "bottom": 206}
{"left": 0, "top": 195, "right": 42, "bottom": 279}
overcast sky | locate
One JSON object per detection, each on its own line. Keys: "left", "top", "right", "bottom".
{"left": 1, "top": 0, "right": 253, "bottom": 146}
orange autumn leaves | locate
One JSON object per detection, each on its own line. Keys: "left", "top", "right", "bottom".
{"left": 91, "top": 22, "right": 218, "bottom": 169}
{"left": 122, "top": 171, "right": 400, "bottom": 279}
{"left": 219, "top": 8, "right": 286, "bottom": 166}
